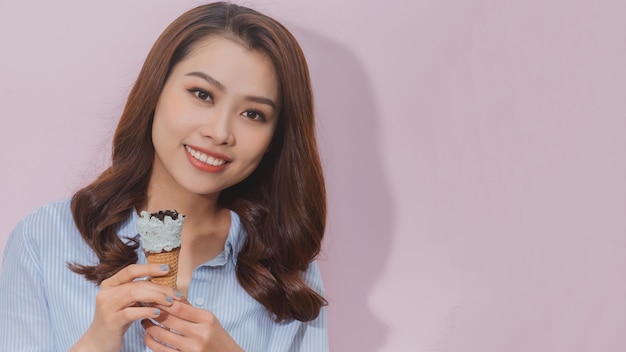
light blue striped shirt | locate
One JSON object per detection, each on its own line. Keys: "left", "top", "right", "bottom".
{"left": 0, "top": 198, "right": 328, "bottom": 351}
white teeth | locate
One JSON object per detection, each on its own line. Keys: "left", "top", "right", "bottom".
{"left": 185, "top": 146, "right": 227, "bottom": 166}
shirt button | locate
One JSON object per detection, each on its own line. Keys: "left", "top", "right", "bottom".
{"left": 194, "top": 297, "right": 205, "bottom": 306}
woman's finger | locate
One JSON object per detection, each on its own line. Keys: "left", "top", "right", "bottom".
{"left": 150, "top": 302, "right": 241, "bottom": 351}
{"left": 156, "top": 300, "right": 207, "bottom": 324}
{"left": 144, "top": 325, "right": 179, "bottom": 352}
{"left": 101, "top": 263, "right": 170, "bottom": 287}
{"left": 144, "top": 319, "right": 186, "bottom": 351}
{"left": 154, "top": 301, "right": 222, "bottom": 342}
{"left": 117, "top": 306, "right": 163, "bottom": 323}
{"left": 110, "top": 280, "right": 177, "bottom": 308}
{"left": 149, "top": 306, "right": 184, "bottom": 333}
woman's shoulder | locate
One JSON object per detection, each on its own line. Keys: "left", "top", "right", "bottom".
{"left": 303, "top": 259, "right": 325, "bottom": 295}
{"left": 18, "top": 198, "right": 74, "bottom": 230}
{"left": 10, "top": 198, "right": 80, "bottom": 251}
{"left": 2, "top": 198, "right": 99, "bottom": 306}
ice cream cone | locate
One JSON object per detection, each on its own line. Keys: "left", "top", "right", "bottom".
{"left": 145, "top": 247, "right": 181, "bottom": 289}
{"left": 137, "top": 209, "right": 185, "bottom": 290}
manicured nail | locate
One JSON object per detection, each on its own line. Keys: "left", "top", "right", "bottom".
{"left": 175, "top": 291, "right": 183, "bottom": 299}
{"left": 160, "top": 264, "right": 169, "bottom": 271}
{"left": 166, "top": 295, "right": 173, "bottom": 303}
{"left": 153, "top": 308, "right": 161, "bottom": 316}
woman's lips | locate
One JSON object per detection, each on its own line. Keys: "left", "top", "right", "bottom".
{"left": 185, "top": 145, "right": 231, "bottom": 172}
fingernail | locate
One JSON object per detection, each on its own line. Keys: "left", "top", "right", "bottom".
{"left": 153, "top": 308, "right": 161, "bottom": 316}
{"left": 166, "top": 295, "right": 173, "bottom": 303}
{"left": 175, "top": 291, "right": 183, "bottom": 299}
{"left": 160, "top": 264, "right": 169, "bottom": 271}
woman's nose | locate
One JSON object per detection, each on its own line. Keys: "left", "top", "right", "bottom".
{"left": 200, "top": 108, "right": 235, "bottom": 145}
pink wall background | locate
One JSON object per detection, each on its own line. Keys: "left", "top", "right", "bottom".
{"left": 1, "top": 0, "right": 625, "bottom": 351}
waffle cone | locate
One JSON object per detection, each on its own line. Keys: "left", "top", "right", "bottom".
{"left": 145, "top": 247, "right": 180, "bottom": 289}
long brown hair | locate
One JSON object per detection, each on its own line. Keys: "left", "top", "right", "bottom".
{"left": 69, "top": 2, "right": 327, "bottom": 322}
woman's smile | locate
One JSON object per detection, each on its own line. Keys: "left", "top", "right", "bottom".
{"left": 185, "top": 145, "right": 231, "bottom": 171}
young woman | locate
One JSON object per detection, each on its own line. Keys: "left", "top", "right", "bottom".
{"left": 0, "top": 2, "right": 328, "bottom": 351}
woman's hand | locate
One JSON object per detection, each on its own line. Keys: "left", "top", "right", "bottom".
{"left": 143, "top": 301, "right": 244, "bottom": 352}
{"left": 70, "top": 264, "right": 181, "bottom": 352}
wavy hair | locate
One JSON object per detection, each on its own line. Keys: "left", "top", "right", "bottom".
{"left": 69, "top": 2, "right": 327, "bottom": 322}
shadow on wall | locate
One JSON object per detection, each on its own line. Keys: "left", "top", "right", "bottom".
{"left": 292, "top": 26, "right": 395, "bottom": 351}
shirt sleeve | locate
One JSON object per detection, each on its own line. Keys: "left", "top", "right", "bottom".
{"left": 292, "top": 260, "right": 329, "bottom": 352}
{"left": 0, "top": 220, "right": 54, "bottom": 350}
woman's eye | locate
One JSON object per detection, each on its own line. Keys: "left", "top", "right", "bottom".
{"left": 242, "top": 110, "right": 267, "bottom": 122}
{"left": 189, "top": 88, "right": 212, "bottom": 102}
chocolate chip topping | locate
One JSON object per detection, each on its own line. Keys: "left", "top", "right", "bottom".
{"left": 150, "top": 210, "right": 181, "bottom": 221}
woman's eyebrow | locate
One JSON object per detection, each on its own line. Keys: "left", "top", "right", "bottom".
{"left": 246, "top": 96, "right": 277, "bottom": 111}
{"left": 185, "top": 71, "right": 226, "bottom": 92}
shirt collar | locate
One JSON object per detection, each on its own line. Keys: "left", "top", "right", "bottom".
{"left": 117, "top": 209, "right": 140, "bottom": 245}
{"left": 223, "top": 210, "right": 245, "bottom": 265}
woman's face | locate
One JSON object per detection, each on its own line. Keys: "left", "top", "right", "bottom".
{"left": 149, "top": 36, "right": 279, "bottom": 201}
